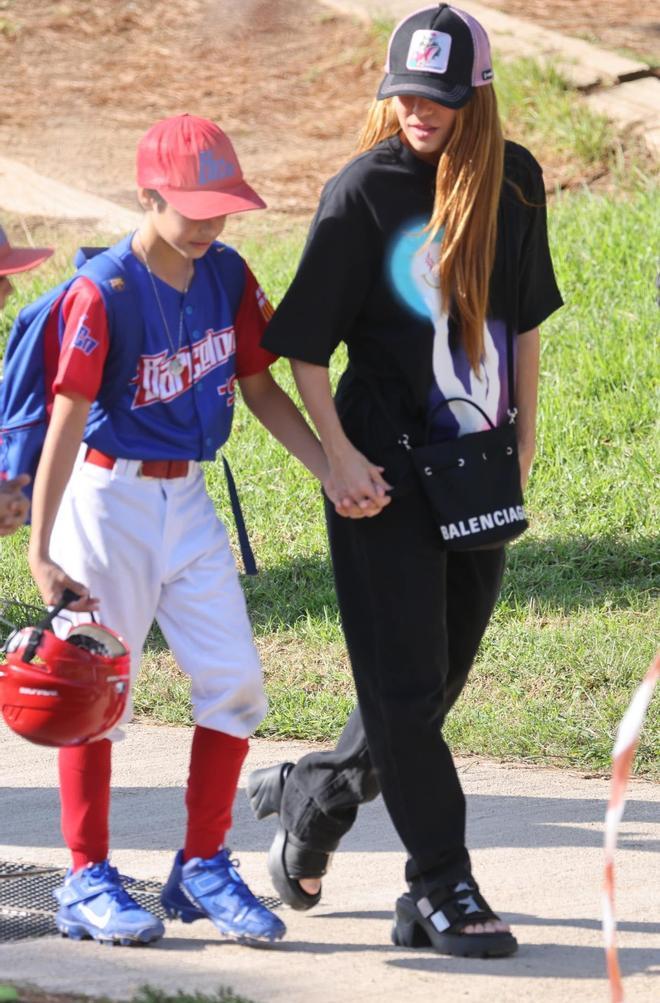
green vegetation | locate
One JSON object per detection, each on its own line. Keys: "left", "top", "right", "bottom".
{"left": 496, "top": 57, "right": 616, "bottom": 168}
{"left": 0, "top": 59, "right": 658, "bottom": 775}
{"left": 133, "top": 989, "right": 258, "bottom": 1003}
{"left": 3, "top": 987, "right": 258, "bottom": 1003}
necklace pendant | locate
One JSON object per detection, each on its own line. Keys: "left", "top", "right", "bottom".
{"left": 168, "top": 356, "right": 184, "bottom": 377}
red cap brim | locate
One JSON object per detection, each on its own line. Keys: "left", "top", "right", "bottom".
{"left": 156, "top": 182, "right": 266, "bottom": 220}
{"left": 0, "top": 247, "right": 54, "bottom": 276}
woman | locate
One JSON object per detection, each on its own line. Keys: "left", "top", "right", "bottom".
{"left": 250, "top": 4, "right": 563, "bottom": 957}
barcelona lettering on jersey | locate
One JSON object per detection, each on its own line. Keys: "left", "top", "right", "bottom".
{"left": 131, "top": 326, "right": 237, "bottom": 409}
{"left": 53, "top": 242, "right": 276, "bottom": 461}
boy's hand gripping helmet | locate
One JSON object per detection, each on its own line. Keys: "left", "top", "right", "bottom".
{"left": 0, "top": 590, "right": 130, "bottom": 747}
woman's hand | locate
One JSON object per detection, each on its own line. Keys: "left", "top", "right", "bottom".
{"left": 28, "top": 553, "right": 99, "bottom": 613}
{"left": 288, "top": 359, "right": 392, "bottom": 519}
{"left": 326, "top": 441, "right": 392, "bottom": 519}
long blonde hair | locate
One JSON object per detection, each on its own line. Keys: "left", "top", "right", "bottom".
{"left": 357, "top": 88, "right": 504, "bottom": 373}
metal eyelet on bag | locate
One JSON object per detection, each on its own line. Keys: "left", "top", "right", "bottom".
{"left": 458, "top": 458, "right": 465, "bottom": 467}
{"left": 424, "top": 466, "right": 432, "bottom": 476}
{"left": 506, "top": 446, "right": 513, "bottom": 455}
{"left": 482, "top": 452, "right": 488, "bottom": 461}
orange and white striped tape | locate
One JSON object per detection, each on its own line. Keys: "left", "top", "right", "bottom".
{"left": 603, "top": 652, "right": 659, "bottom": 1003}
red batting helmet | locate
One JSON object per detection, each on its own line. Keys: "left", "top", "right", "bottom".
{"left": 0, "top": 621, "right": 130, "bottom": 747}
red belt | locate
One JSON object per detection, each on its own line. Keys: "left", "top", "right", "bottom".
{"left": 85, "top": 448, "right": 190, "bottom": 479}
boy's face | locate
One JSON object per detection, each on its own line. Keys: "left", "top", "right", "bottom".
{"left": 0, "top": 275, "right": 13, "bottom": 312}
{"left": 142, "top": 191, "right": 227, "bottom": 260}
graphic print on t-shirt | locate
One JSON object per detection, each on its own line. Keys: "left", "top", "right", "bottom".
{"left": 388, "top": 217, "right": 511, "bottom": 440}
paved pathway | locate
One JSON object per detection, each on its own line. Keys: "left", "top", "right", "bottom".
{"left": 0, "top": 155, "right": 140, "bottom": 234}
{"left": 1, "top": 724, "right": 658, "bottom": 1002}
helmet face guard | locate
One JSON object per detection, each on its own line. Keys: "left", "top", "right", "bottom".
{"left": 0, "top": 598, "right": 130, "bottom": 747}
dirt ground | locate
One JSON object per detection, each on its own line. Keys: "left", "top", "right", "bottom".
{"left": 0, "top": 0, "right": 655, "bottom": 226}
{"left": 479, "top": 0, "right": 659, "bottom": 63}
{"left": 1, "top": 0, "right": 384, "bottom": 224}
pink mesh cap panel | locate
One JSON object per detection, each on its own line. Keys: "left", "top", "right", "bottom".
{"left": 452, "top": 6, "right": 494, "bottom": 86}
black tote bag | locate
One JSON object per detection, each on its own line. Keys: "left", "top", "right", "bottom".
{"left": 406, "top": 396, "right": 528, "bottom": 550}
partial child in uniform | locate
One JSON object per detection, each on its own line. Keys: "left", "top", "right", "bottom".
{"left": 0, "top": 223, "right": 53, "bottom": 534}
{"left": 248, "top": 4, "right": 563, "bottom": 958}
{"left": 27, "top": 114, "right": 335, "bottom": 947}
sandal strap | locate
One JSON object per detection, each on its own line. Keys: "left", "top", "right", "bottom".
{"left": 284, "top": 836, "right": 332, "bottom": 880}
{"left": 416, "top": 880, "right": 500, "bottom": 935}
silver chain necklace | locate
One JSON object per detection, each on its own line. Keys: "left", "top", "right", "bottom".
{"left": 136, "top": 234, "right": 193, "bottom": 377}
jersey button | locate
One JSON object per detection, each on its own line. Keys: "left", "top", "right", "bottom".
{"left": 196, "top": 385, "right": 203, "bottom": 393}
{"left": 205, "top": 437, "right": 213, "bottom": 447}
{"left": 186, "top": 306, "right": 194, "bottom": 315}
{"left": 193, "top": 330, "right": 201, "bottom": 339}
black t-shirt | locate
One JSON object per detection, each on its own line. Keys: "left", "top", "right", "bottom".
{"left": 263, "top": 135, "right": 563, "bottom": 477}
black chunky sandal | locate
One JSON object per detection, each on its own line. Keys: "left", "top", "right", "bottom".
{"left": 391, "top": 880, "right": 518, "bottom": 958}
{"left": 246, "top": 762, "right": 331, "bottom": 912}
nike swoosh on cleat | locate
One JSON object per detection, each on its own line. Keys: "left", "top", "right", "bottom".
{"left": 78, "top": 903, "right": 114, "bottom": 929}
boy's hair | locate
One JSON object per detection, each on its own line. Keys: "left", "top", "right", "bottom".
{"left": 356, "top": 88, "right": 505, "bottom": 374}
{"left": 141, "top": 189, "right": 167, "bottom": 210}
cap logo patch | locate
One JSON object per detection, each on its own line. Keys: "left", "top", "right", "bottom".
{"left": 198, "top": 150, "right": 235, "bottom": 185}
{"left": 406, "top": 30, "right": 452, "bottom": 75}
{"left": 482, "top": 68, "right": 494, "bottom": 81}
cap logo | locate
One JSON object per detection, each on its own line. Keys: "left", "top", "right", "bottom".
{"left": 482, "top": 68, "right": 494, "bottom": 81}
{"left": 406, "top": 29, "right": 452, "bottom": 75}
{"left": 198, "top": 149, "right": 235, "bottom": 185}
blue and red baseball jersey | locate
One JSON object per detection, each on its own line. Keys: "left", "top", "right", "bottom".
{"left": 54, "top": 241, "right": 276, "bottom": 460}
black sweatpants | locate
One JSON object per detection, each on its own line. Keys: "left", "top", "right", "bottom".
{"left": 280, "top": 485, "right": 505, "bottom": 896}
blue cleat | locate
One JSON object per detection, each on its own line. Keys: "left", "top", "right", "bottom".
{"left": 54, "top": 860, "right": 165, "bottom": 946}
{"left": 161, "top": 848, "right": 286, "bottom": 944}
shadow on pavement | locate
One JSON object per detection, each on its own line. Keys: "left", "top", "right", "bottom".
{"left": 150, "top": 929, "right": 660, "bottom": 981}
{"left": 1, "top": 786, "right": 656, "bottom": 854}
{"left": 386, "top": 943, "right": 657, "bottom": 979}
{"left": 319, "top": 910, "right": 660, "bottom": 937}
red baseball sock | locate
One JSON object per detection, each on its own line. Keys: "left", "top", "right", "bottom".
{"left": 58, "top": 739, "right": 112, "bottom": 872}
{"left": 184, "top": 725, "right": 249, "bottom": 862}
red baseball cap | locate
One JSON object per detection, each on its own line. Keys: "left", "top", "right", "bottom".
{"left": 136, "top": 114, "right": 266, "bottom": 220}
{"left": 0, "top": 225, "right": 53, "bottom": 276}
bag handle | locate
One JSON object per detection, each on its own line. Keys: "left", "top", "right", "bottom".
{"left": 426, "top": 395, "right": 497, "bottom": 433}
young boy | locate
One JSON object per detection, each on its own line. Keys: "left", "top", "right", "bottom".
{"left": 27, "top": 114, "right": 333, "bottom": 946}
{"left": 0, "top": 223, "right": 53, "bottom": 534}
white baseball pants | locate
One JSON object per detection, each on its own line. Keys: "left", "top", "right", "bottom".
{"left": 50, "top": 453, "right": 267, "bottom": 739}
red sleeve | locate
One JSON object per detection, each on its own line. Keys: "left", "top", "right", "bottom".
{"left": 234, "top": 263, "right": 278, "bottom": 378}
{"left": 53, "top": 277, "right": 110, "bottom": 401}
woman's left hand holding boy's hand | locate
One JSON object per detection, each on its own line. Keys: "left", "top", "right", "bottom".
{"left": 324, "top": 441, "right": 392, "bottom": 519}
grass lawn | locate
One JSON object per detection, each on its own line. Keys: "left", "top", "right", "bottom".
{"left": 0, "top": 61, "right": 657, "bottom": 777}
